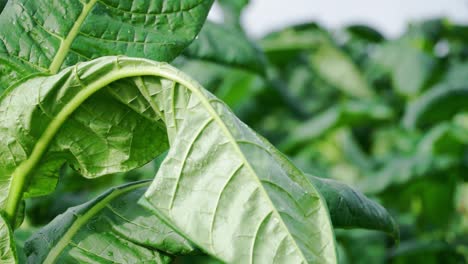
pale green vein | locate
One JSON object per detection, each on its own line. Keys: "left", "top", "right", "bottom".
{"left": 2, "top": 58, "right": 334, "bottom": 263}
{"left": 155, "top": 67, "right": 314, "bottom": 263}
{"left": 48, "top": 0, "right": 97, "bottom": 74}
{"left": 208, "top": 162, "right": 244, "bottom": 252}
{"left": 168, "top": 117, "right": 214, "bottom": 209}
{"left": 134, "top": 76, "right": 164, "bottom": 121}
{"left": 43, "top": 181, "right": 148, "bottom": 263}
{"left": 250, "top": 211, "right": 274, "bottom": 264}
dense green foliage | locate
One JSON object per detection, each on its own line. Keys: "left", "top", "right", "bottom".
{"left": 185, "top": 16, "right": 467, "bottom": 264}
{"left": 0, "top": 0, "right": 464, "bottom": 263}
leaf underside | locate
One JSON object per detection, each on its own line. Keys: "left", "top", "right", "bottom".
{"left": 25, "top": 181, "right": 195, "bottom": 264}
{"left": 0, "top": 56, "right": 337, "bottom": 263}
{"left": 0, "top": 213, "right": 16, "bottom": 264}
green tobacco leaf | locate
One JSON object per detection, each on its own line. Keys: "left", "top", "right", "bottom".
{"left": 0, "top": 0, "right": 214, "bottom": 90}
{"left": 217, "top": 0, "right": 249, "bottom": 28}
{"left": 308, "top": 44, "right": 375, "bottom": 98}
{"left": 308, "top": 176, "right": 398, "bottom": 239}
{"left": 0, "top": 71, "right": 169, "bottom": 223}
{"left": 175, "top": 21, "right": 267, "bottom": 113}
{"left": 0, "top": 213, "right": 17, "bottom": 264}
{"left": 14, "top": 227, "right": 37, "bottom": 263}
{"left": 1, "top": 56, "right": 337, "bottom": 263}
{"left": 370, "top": 37, "right": 438, "bottom": 97}
{"left": 255, "top": 134, "right": 398, "bottom": 239}
{"left": 182, "top": 21, "right": 266, "bottom": 75}
{"left": 174, "top": 58, "right": 266, "bottom": 116}
{"left": 362, "top": 118, "right": 468, "bottom": 194}
{"left": 261, "top": 23, "right": 329, "bottom": 55}
{"left": 261, "top": 24, "right": 374, "bottom": 98}
{"left": 0, "top": 0, "right": 6, "bottom": 13}
{"left": 25, "top": 181, "right": 195, "bottom": 263}
{"left": 345, "top": 25, "right": 384, "bottom": 43}
{"left": 281, "top": 100, "right": 393, "bottom": 152}
{"left": 403, "top": 84, "right": 468, "bottom": 129}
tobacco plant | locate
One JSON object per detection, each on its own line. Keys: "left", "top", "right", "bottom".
{"left": 0, "top": 0, "right": 399, "bottom": 263}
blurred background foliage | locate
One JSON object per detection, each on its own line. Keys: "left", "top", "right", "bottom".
{"left": 15, "top": 1, "right": 467, "bottom": 263}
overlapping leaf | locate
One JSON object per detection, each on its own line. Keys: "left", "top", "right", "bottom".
{"left": 0, "top": 56, "right": 337, "bottom": 263}
{"left": 0, "top": 213, "right": 16, "bottom": 264}
{"left": 25, "top": 181, "right": 195, "bottom": 263}
{"left": 403, "top": 84, "right": 468, "bottom": 129}
{"left": 182, "top": 21, "right": 266, "bottom": 75}
{"left": 0, "top": 0, "right": 214, "bottom": 90}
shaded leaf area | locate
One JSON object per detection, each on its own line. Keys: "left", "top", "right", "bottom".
{"left": 25, "top": 176, "right": 399, "bottom": 263}
{"left": 182, "top": 21, "right": 266, "bottom": 75}
{"left": 175, "top": 21, "right": 309, "bottom": 134}
{"left": 24, "top": 160, "right": 163, "bottom": 227}
{"left": 13, "top": 227, "right": 36, "bottom": 264}
{"left": 0, "top": 213, "right": 16, "bottom": 264}
{"left": 0, "top": 62, "right": 169, "bottom": 214}
{"left": 280, "top": 100, "right": 394, "bottom": 153}
{"left": 25, "top": 181, "right": 195, "bottom": 263}
{"left": 308, "top": 176, "right": 398, "bottom": 240}
{"left": 0, "top": 0, "right": 214, "bottom": 90}
{"left": 216, "top": 0, "right": 249, "bottom": 28}
{"left": 261, "top": 23, "right": 374, "bottom": 99}
{"left": 0, "top": 57, "right": 338, "bottom": 263}
{"left": 362, "top": 113, "right": 468, "bottom": 194}
{"left": 369, "top": 37, "right": 438, "bottom": 97}
{"left": 0, "top": 0, "right": 6, "bottom": 13}
{"left": 388, "top": 237, "right": 467, "bottom": 263}
{"left": 174, "top": 20, "right": 271, "bottom": 118}
{"left": 403, "top": 85, "right": 468, "bottom": 129}
{"left": 253, "top": 18, "right": 467, "bottom": 263}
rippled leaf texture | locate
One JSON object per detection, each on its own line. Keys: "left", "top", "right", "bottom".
{"left": 0, "top": 69, "right": 169, "bottom": 223}
{"left": 0, "top": 56, "right": 337, "bottom": 263}
{"left": 0, "top": 0, "right": 214, "bottom": 91}
{"left": 25, "top": 181, "right": 195, "bottom": 263}
{"left": 0, "top": 213, "right": 16, "bottom": 264}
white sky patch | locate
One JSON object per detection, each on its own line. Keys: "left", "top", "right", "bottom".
{"left": 209, "top": 0, "right": 468, "bottom": 38}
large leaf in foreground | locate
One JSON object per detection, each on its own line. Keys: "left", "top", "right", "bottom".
{"left": 0, "top": 57, "right": 337, "bottom": 263}
{"left": 0, "top": 0, "right": 214, "bottom": 89}
{"left": 0, "top": 70, "right": 169, "bottom": 222}
{"left": 25, "top": 181, "right": 195, "bottom": 264}
{"left": 26, "top": 176, "right": 399, "bottom": 263}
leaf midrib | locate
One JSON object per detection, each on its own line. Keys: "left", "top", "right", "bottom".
{"left": 43, "top": 181, "right": 150, "bottom": 263}
{"left": 154, "top": 69, "right": 312, "bottom": 263}
{"left": 48, "top": 0, "right": 97, "bottom": 74}
{"left": 5, "top": 60, "right": 323, "bottom": 263}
